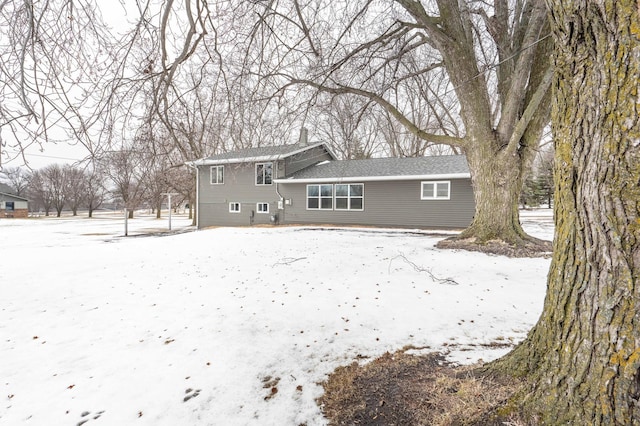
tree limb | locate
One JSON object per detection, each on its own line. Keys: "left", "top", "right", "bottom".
{"left": 389, "top": 253, "right": 458, "bottom": 285}
{"left": 506, "top": 64, "right": 553, "bottom": 156}
{"left": 285, "top": 77, "right": 465, "bottom": 148}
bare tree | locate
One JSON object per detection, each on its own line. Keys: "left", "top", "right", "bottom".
{"left": 84, "top": 165, "right": 107, "bottom": 218}
{"left": 40, "top": 164, "right": 68, "bottom": 217}
{"left": 247, "top": 0, "right": 553, "bottom": 253}
{"left": 101, "top": 147, "right": 148, "bottom": 219}
{"left": 27, "top": 169, "right": 53, "bottom": 216}
{"left": 308, "top": 95, "right": 385, "bottom": 159}
{"left": 4, "top": 1, "right": 550, "bottom": 252}
{"left": 0, "top": 1, "right": 116, "bottom": 165}
{"left": 142, "top": 155, "right": 173, "bottom": 219}
{"left": 166, "top": 164, "right": 194, "bottom": 218}
{"left": 64, "top": 165, "right": 86, "bottom": 216}
{"left": 0, "top": 166, "right": 30, "bottom": 196}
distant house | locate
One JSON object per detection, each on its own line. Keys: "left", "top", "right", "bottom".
{"left": 187, "top": 142, "right": 475, "bottom": 229}
{"left": 0, "top": 184, "right": 29, "bottom": 218}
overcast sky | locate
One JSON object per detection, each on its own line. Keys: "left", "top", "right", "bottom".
{"left": 2, "top": 1, "right": 134, "bottom": 170}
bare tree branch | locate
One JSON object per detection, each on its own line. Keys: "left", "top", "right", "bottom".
{"left": 389, "top": 253, "right": 458, "bottom": 285}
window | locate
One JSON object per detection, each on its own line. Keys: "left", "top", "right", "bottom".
{"left": 256, "top": 162, "right": 273, "bottom": 185}
{"left": 335, "top": 184, "right": 364, "bottom": 211}
{"left": 257, "top": 202, "right": 269, "bottom": 213}
{"left": 5, "top": 202, "right": 14, "bottom": 212}
{"left": 307, "top": 184, "right": 333, "bottom": 210}
{"left": 210, "top": 165, "right": 224, "bottom": 184}
{"left": 229, "top": 202, "right": 241, "bottom": 213}
{"left": 421, "top": 181, "right": 450, "bottom": 200}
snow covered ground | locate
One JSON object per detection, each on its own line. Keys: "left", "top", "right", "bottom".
{"left": 1, "top": 209, "right": 554, "bottom": 426}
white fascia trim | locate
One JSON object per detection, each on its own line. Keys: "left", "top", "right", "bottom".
{"left": 274, "top": 173, "right": 471, "bottom": 184}
{"left": 186, "top": 142, "right": 333, "bottom": 166}
{"left": 287, "top": 142, "right": 337, "bottom": 160}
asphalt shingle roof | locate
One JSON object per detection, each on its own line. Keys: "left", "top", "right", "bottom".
{"left": 279, "top": 155, "right": 469, "bottom": 181}
{"left": 193, "top": 142, "right": 332, "bottom": 165}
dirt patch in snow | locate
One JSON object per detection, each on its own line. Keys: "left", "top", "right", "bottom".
{"left": 319, "top": 349, "right": 528, "bottom": 426}
{"left": 436, "top": 237, "right": 552, "bottom": 258}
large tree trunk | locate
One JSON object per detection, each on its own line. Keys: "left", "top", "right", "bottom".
{"left": 491, "top": 1, "right": 640, "bottom": 423}
{"left": 462, "top": 148, "right": 532, "bottom": 244}
{"left": 438, "top": 137, "right": 552, "bottom": 256}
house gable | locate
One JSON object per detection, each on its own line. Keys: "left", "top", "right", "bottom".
{"left": 189, "top": 142, "right": 336, "bottom": 228}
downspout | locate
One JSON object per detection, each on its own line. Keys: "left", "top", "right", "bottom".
{"left": 275, "top": 161, "right": 284, "bottom": 224}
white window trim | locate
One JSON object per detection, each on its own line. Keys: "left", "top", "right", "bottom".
{"left": 334, "top": 183, "right": 364, "bottom": 211}
{"left": 229, "top": 202, "right": 241, "bottom": 213}
{"left": 256, "top": 202, "right": 269, "bottom": 214}
{"left": 421, "top": 181, "right": 451, "bottom": 200}
{"left": 210, "top": 165, "right": 224, "bottom": 185}
{"left": 306, "top": 184, "right": 334, "bottom": 210}
{"left": 255, "top": 162, "right": 273, "bottom": 186}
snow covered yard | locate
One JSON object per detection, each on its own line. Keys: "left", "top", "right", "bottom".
{"left": 0, "top": 210, "right": 553, "bottom": 426}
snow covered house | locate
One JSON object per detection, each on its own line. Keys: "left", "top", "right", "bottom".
{"left": 187, "top": 142, "right": 475, "bottom": 229}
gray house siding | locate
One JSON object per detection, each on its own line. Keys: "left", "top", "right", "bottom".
{"left": 197, "top": 162, "right": 280, "bottom": 228}
{"left": 191, "top": 145, "right": 474, "bottom": 229}
{"left": 278, "top": 178, "right": 474, "bottom": 229}
{"left": 283, "top": 146, "right": 334, "bottom": 176}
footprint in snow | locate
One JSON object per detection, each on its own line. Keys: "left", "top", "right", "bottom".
{"left": 76, "top": 410, "right": 105, "bottom": 426}
{"left": 183, "top": 388, "right": 201, "bottom": 402}
{"left": 261, "top": 376, "right": 280, "bottom": 401}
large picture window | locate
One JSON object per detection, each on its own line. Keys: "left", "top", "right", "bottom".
{"left": 210, "top": 165, "right": 224, "bottom": 184}
{"left": 256, "top": 162, "right": 273, "bottom": 185}
{"left": 421, "top": 181, "right": 450, "bottom": 200}
{"left": 307, "top": 184, "right": 333, "bottom": 210}
{"left": 335, "top": 184, "right": 364, "bottom": 211}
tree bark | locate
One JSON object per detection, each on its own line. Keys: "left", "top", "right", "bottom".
{"left": 491, "top": 1, "right": 640, "bottom": 423}
{"left": 461, "top": 145, "right": 532, "bottom": 244}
